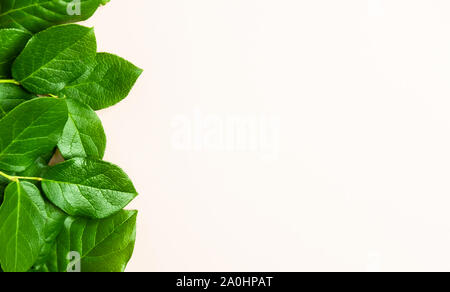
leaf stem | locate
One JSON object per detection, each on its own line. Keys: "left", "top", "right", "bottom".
{"left": 0, "top": 170, "right": 43, "bottom": 183}
{"left": 0, "top": 170, "right": 17, "bottom": 182}
{"left": 0, "top": 79, "right": 20, "bottom": 85}
{"left": 37, "top": 94, "right": 59, "bottom": 99}
{"left": 16, "top": 176, "right": 43, "bottom": 182}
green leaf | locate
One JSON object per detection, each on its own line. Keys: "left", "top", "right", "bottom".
{"left": 58, "top": 99, "right": 106, "bottom": 160}
{"left": 17, "top": 151, "right": 55, "bottom": 180}
{"left": 0, "top": 2, "right": 141, "bottom": 272}
{"left": 12, "top": 24, "right": 97, "bottom": 95}
{"left": 29, "top": 264, "right": 49, "bottom": 272}
{"left": 0, "top": 0, "right": 110, "bottom": 34}
{"left": 41, "top": 202, "right": 66, "bottom": 243}
{"left": 61, "top": 53, "right": 143, "bottom": 110}
{"left": 0, "top": 29, "right": 31, "bottom": 78}
{"left": 0, "top": 84, "right": 35, "bottom": 119}
{"left": 0, "top": 181, "right": 46, "bottom": 272}
{"left": 50, "top": 210, "right": 137, "bottom": 272}
{"left": 0, "top": 97, "right": 68, "bottom": 172}
{"left": 42, "top": 158, "right": 137, "bottom": 219}
{"left": 29, "top": 243, "right": 57, "bottom": 272}
{"left": 35, "top": 201, "right": 66, "bottom": 265}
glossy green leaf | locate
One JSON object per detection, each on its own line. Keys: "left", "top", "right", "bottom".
{"left": 0, "top": 84, "right": 35, "bottom": 119}
{"left": 58, "top": 99, "right": 106, "bottom": 160}
{"left": 17, "top": 151, "right": 55, "bottom": 180}
{"left": 0, "top": 181, "right": 46, "bottom": 272}
{"left": 0, "top": 0, "right": 110, "bottom": 34}
{"left": 29, "top": 264, "right": 49, "bottom": 272}
{"left": 61, "top": 53, "right": 143, "bottom": 110}
{"left": 0, "top": 2, "right": 142, "bottom": 272}
{"left": 0, "top": 97, "right": 68, "bottom": 172}
{"left": 12, "top": 24, "right": 97, "bottom": 94}
{"left": 35, "top": 201, "right": 66, "bottom": 265}
{"left": 42, "top": 202, "right": 66, "bottom": 243}
{"left": 41, "top": 246, "right": 58, "bottom": 272}
{"left": 0, "top": 29, "right": 31, "bottom": 78}
{"left": 42, "top": 158, "right": 137, "bottom": 219}
{"left": 44, "top": 210, "right": 137, "bottom": 272}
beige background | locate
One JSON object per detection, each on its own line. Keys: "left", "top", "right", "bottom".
{"left": 85, "top": 0, "right": 450, "bottom": 272}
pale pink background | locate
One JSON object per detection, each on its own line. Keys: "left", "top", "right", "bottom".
{"left": 85, "top": 0, "right": 450, "bottom": 272}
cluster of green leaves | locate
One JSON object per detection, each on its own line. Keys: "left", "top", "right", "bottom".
{"left": 0, "top": 0, "right": 142, "bottom": 272}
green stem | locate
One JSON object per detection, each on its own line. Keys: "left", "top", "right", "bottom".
{"left": 0, "top": 170, "right": 43, "bottom": 183}
{"left": 0, "top": 80, "right": 58, "bottom": 98}
{"left": 16, "top": 176, "right": 43, "bottom": 182}
{"left": 38, "top": 94, "right": 59, "bottom": 99}
{"left": 0, "top": 170, "right": 17, "bottom": 182}
{"left": 0, "top": 79, "right": 20, "bottom": 85}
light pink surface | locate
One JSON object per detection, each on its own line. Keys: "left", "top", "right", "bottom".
{"left": 85, "top": 0, "right": 450, "bottom": 272}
